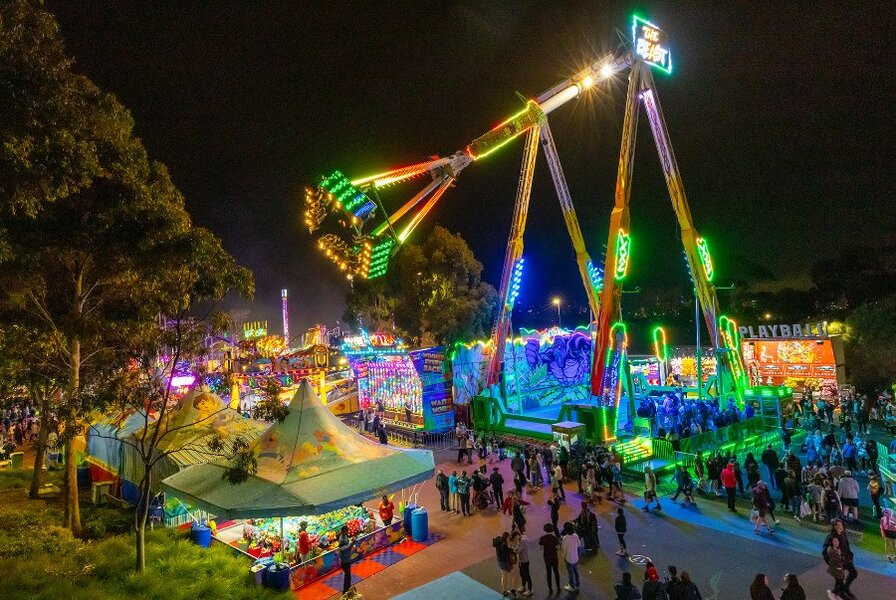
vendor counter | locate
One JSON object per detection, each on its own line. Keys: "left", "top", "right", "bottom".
{"left": 289, "top": 519, "right": 405, "bottom": 589}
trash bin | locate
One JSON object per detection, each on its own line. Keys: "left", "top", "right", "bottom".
{"left": 191, "top": 524, "right": 211, "bottom": 548}
{"left": 251, "top": 563, "right": 267, "bottom": 586}
{"left": 10, "top": 452, "right": 24, "bottom": 469}
{"left": 403, "top": 503, "right": 417, "bottom": 537}
{"left": 411, "top": 507, "right": 428, "bottom": 542}
{"left": 265, "top": 562, "right": 292, "bottom": 592}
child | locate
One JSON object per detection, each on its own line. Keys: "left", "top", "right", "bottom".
{"left": 614, "top": 508, "right": 627, "bottom": 556}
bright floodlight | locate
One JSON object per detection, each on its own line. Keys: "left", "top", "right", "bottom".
{"left": 600, "top": 63, "right": 614, "bottom": 79}
{"left": 552, "top": 297, "right": 561, "bottom": 306}
{"left": 580, "top": 75, "right": 595, "bottom": 89}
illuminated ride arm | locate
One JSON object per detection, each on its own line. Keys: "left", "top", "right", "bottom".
{"left": 307, "top": 54, "right": 622, "bottom": 284}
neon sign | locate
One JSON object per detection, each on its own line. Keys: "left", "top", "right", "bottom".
{"left": 632, "top": 16, "right": 672, "bottom": 74}
{"left": 696, "top": 237, "right": 714, "bottom": 281}
{"left": 614, "top": 229, "right": 631, "bottom": 280}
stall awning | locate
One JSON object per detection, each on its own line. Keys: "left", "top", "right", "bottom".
{"left": 162, "top": 380, "right": 434, "bottom": 519}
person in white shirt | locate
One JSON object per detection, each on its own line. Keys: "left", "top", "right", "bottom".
{"left": 837, "top": 471, "right": 860, "bottom": 522}
{"left": 560, "top": 521, "right": 580, "bottom": 592}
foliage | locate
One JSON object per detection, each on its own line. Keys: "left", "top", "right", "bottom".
{"left": 0, "top": 472, "right": 279, "bottom": 600}
{"left": 844, "top": 295, "right": 896, "bottom": 395}
{"left": 344, "top": 226, "right": 498, "bottom": 345}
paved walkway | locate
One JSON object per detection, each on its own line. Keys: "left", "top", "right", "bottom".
{"left": 350, "top": 449, "right": 896, "bottom": 600}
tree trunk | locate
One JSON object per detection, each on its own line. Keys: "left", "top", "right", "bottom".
{"left": 28, "top": 389, "right": 52, "bottom": 499}
{"left": 64, "top": 337, "right": 82, "bottom": 536}
{"left": 135, "top": 470, "right": 152, "bottom": 572}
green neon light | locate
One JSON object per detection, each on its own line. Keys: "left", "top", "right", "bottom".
{"left": 367, "top": 238, "right": 396, "bottom": 279}
{"left": 632, "top": 15, "right": 673, "bottom": 74}
{"left": 696, "top": 237, "right": 714, "bottom": 281}
{"left": 719, "top": 315, "right": 748, "bottom": 392}
{"left": 614, "top": 230, "right": 631, "bottom": 280}
{"left": 651, "top": 326, "right": 668, "bottom": 362}
{"left": 604, "top": 321, "right": 628, "bottom": 367}
{"left": 465, "top": 100, "right": 543, "bottom": 160}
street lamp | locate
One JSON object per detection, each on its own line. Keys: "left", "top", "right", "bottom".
{"left": 551, "top": 297, "right": 561, "bottom": 328}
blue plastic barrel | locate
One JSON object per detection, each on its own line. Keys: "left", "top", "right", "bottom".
{"left": 191, "top": 524, "right": 211, "bottom": 548}
{"left": 265, "top": 563, "right": 292, "bottom": 592}
{"left": 411, "top": 507, "right": 428, "bottom": 542}
{"left": 403, "top": 503, "right": 417, "bottom": 536}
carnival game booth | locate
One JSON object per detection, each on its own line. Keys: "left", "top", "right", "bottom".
{"left": 161, "top": 381, "right": 435, "bottom": 592}
{"left": 345, "top": 331, "right": 454, "bottom": 439}
{"left": 115, "top": 389, "right": 266, "bottom": 522}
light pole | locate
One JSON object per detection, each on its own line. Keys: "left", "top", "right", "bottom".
{"left": 552, "top": 297, "right": 561, "bottom": 328}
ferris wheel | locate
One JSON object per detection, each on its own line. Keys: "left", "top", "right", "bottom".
{"left": 304, "top": 15, "right": 748, "bottom": 434}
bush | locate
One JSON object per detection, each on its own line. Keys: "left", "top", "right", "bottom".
{"left": 81, "top": 506, "right": 132, "bottom": 540}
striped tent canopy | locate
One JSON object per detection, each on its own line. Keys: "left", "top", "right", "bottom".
{"left": 123, "top": 388, "right": 267, "bottom": 490}
{"left": 162, "top": 380, "right": 434, "bottom": 519}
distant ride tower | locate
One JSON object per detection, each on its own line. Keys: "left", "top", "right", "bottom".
{"left": 281, "top": 288, "right": 290, "bottom": 343}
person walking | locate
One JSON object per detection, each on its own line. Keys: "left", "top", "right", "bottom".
{"left": 760, "top": 445, "right": 780, "bottom": 490}
{"left": 436, "top": 469, "right": 449, "bottom": 511}
{"left": 493, "top": 531, "right": 518, "bottom": 597}
{"left": 615, "top": 571, "right": 642, "bottom": 600}
{"left": 560, "top": 521, "right": 581, "bottom": 592}
{"left": 512, "top": 495, "right": 527, "bottom": 533}
{"left": 337, "top": 525, "right": 354, "bottom": 595}
{"left": 677, "top": 571, "right": 701, "bottom": 600}
{"left": 825, "top": 537, "right": 850, "bottom": 599}
{"left": 837, "top": 471, "right": 859, "bottom": 523}
{"left": 879, "top": 508, "right": 896, "bottom": 562}
{"left": 751, "top": 482, "right": 775, "bottom": 534}
{"left": 615, "top": 507, "right": 628, "bottom": 556}
{"left": 868, "top": 473, "right": 883, "bottom": 519}
{"left": 721, "top": 460, "right": 738, "bottom": 512}
{"left": 547, "top": 491, "right": 561, "bottom": 532}
{"left": 577, "top": 501, "right": 599, "bottom": 552}
{"left": 490, "top": 466, "right": 505, "bottom": 509}
{"left": 643, "top": 466, "right": 661, "bottom": 512}
{"left": 610, "top": 462, "right": 626, "bottom": 503}
{"left": 779, "top": 573, "right": 806, "bottom": 600}
{"left": 539, "top": 523, "right": 561, "bottom": 595}
{"left": 551, "top": 463, "right": 566, "bottom": 500}
{"left": 511, "top": 529, "right": 533, "bottom": 596}
{"left": 448, "top": 470, "right": 459, "bottom": 514}
{"left": 822, "top": 481, "right": 842, "bottom": 524}
{"left": 748, "top": 573, "right": 775, "bottom": 600}
{"left": 457, "top": 470, "right": 472, "bottom": 516}
{"left": 822, "top": 520, "right": 858, "bottom": 595}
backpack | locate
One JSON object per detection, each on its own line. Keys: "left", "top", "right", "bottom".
{"left": 825, "top": 489, "right": 840, "bottom": 511}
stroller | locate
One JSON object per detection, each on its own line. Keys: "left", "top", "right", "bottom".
{"left": 475, "top": 486, "right": 496, "bottom": 510}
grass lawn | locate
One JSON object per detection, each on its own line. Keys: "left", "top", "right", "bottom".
{"left": 0, "top": 469, "right": 282, "bottom": 600}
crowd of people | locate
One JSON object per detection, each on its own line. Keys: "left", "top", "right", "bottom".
{"left": 0, "top": 404, "right": 43, "bottom": 459}
{"left": 636, "top": 391, "right": 753, "bottom": 443}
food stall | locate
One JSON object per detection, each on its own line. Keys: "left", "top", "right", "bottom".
{"left": 161, "top": 381, "right": 434, "bottom": 591}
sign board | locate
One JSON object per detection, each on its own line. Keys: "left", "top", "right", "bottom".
{"left": 741, "top": 338, "right": 843, "bottom": 393}
{"left": 633, "top": 16, "right": 672, "bottom": 74}
{"left": 739, "top": 322, "right": 828, "bottom": 340}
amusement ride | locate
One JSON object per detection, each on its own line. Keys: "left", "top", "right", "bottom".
{"left": 303, "top": 16, "right": 756, "bottom": 443}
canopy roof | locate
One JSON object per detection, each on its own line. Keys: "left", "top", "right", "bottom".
{"left": 162, "top": 381, "right": 434, "bottom": 518}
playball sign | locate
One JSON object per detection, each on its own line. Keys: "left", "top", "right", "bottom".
{"left": 738, "top": 322, "right": 828, "bottom": 340}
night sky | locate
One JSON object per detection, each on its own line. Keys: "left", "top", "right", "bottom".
{"left": 47, "top": 1, "right": 895, "bottom": 336}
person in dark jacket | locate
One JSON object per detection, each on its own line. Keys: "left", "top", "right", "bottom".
{"left": 577, "top": 501, "right": 599, "bottom": 552}
{"left": 822, "top": 520, "right": 857, "bottom": 593}
{"left": 538, "top": 523, "right": 561, "bottom": 595}
{"left": 642, "top": 567, "right": 667, "bottom": 600}
{"left": 778, "top": 573, "right": 806, "bottom": 600}
{"left": 614, "top": 571, "right": 642, "bottom": 600}
{"left": 748, "top": 573, "right": 774, "bottom": 600}
{"left": 676, "top": 571, "right": 702, "bottom": 600}
{"left": 435, "top": 469, "right": 449, "bottom": 511}
{"left": 489, "top": 467, "right": 505, "bottom": 508}
{"left": 760, "top": 445, "right": 780, "bottom": 489}
{"left": 615, "top": 507, "right": 628, "bottom": 556}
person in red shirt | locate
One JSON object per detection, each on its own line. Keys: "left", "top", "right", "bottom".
{"left": 296, "top": 520, "right": 311, "bottom": 564}
{"left": 379, "top": 495, "right": 395, "bottom": 526}
{"left": 721, "top": 461, "right": 738, "bottom": 512}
